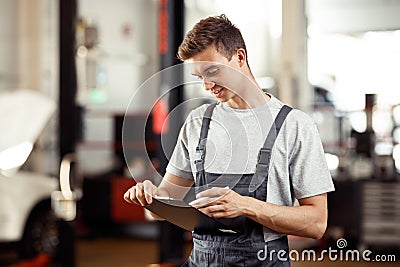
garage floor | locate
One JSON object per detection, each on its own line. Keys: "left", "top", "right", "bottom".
{"left": 1, "top": 235, "right": 399, "bottom": 266}
{"left": 77, "top": 237, "right": 168, "bottom": 267}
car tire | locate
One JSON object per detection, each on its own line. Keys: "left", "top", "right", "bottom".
{"left": 18, "top": 200, "right": 59, "bottom": 259}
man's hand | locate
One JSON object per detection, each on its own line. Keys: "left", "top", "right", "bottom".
{"left": 193, "top": 188, "right": 328, "bottom": 239}
{"left": 123, "top": 180, "right": 166, "bottom": 206}
{"left": 192, "top": 187, "right": 247, "bottom": 218}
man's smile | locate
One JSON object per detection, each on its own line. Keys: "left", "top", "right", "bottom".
{"left": 210, "top": 85, "right": 224, "bottom": 98}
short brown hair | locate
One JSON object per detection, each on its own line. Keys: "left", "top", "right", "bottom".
{"left": 177, "top": 14, "right": 247, "bottom": 62}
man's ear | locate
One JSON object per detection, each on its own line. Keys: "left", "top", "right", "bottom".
{"left": 236, "top": 48, "right": 246, "bottom": 66}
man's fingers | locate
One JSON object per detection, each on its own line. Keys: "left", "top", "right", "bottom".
{"left": 123, "top": 180, "right": 158, "bottom": 206}
{"left": 196, "top": 186, "right": 230, "bottom": 198}
{"left": 190, "top": 196, "right": 218, "bottom": 208}
{"left": 143, "top": 180, "right": 156, "bottom": 204}
{"left": 135, "top": 183, "right": 147, "bottom": 206}
{"left": 123, "top": 187, "right": 140, "bottom": 205}
{"left": 123, "top": 190, "right": 132, "bottom": 203}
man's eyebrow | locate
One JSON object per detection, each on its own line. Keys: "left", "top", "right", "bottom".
{"left": 191, "top": 64, "right": 219, "bottom": 76}
{"left": 190, "top": 72, "right": 201, "bottom": 77}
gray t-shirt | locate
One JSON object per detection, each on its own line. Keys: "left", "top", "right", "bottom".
{"left": 166, "top": 95, "right": 335, "bottom": 241}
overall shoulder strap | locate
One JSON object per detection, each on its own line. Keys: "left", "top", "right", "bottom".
{"left": 199, "top": 103, "right": 217, "bottom": 145}
{"left": 194, "top": 102, "right": 217, "bottom": 169}
{"left": 260, "top": 105, "right": 292, "bottom": 159}
{"left": 250, "top": 105, "right": 292, "bottom": 192}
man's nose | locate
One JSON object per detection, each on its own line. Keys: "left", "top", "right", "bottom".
{"left": 203, "top": 81, "right": 215, "bottom": 90}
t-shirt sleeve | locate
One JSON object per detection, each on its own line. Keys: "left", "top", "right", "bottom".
{"left": 289, "top": 114, "right": 335, "bottom": 199}
{"left": 165, "top": 113, "right": 195, "bottom": 179}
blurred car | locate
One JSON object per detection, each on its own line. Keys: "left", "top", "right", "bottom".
{"left": 0, "top": 89, "right": 59, "bottom": 258}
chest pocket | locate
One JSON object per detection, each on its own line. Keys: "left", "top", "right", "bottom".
{"left": 197, "top": 173, "right": 258, "bottom": 234}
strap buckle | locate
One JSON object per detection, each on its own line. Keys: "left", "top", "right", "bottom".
{"left": 258, "top": 148, "right": 271, "bottom": 165}
{"left": 195, "top": 147, "right": 205, "bottom": 162}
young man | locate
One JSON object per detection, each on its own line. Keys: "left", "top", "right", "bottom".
{"left": 124, "top": 14, "right": 334, "bottom": 266}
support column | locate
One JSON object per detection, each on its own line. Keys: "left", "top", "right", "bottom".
{"left": 57, "top": 2, "right": 78, "bottom": 266}
{"left": 59, "top": 0, "right": 79, "bottom": 159}
{"left": 279, "top": 0, "right": 312, "bottom": 112}
{"left": 158, "top": 0, "right": 186, "bottom": 265}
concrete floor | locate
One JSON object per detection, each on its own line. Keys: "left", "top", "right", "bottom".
{"left": 1, "top": 236, "right": 399, "bottom": 266}
{"left": 77, "top": 238, "right": 167, "bottom": 267}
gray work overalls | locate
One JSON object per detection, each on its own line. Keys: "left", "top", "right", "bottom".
{"left": 182, "top": 103, "right": 292, "bottom": 267}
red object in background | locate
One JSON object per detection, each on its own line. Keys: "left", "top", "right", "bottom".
{"left": 158, "top": 0, "right": 168, "bottom": 54}
{"left": 110, "top": 176, "right": 146, "bottom": 222}
{"left": 152, "top": 100, "right": 169, "bottom": 134}
{"left": 9, "top": 254, "right": 50, "bottom": 267}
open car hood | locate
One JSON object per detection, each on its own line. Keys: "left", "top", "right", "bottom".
{"left": 0, "top": 89, "right": 56, "bottom": 175}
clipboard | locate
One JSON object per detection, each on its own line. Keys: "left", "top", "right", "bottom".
{"left": 145, "top": 196, "right": 239, "bottom": 234}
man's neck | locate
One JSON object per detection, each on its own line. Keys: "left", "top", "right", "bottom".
{"left": 226, "top": 78, "right": 270, "bottom": 109}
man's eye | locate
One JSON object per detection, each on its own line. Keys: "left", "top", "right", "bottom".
{"left": 205, "top": 67, "right": 219, "bottom": 76}
{"left": 195, "top": 75, "right": 204, "bottom": 80}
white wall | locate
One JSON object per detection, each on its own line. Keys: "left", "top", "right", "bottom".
{"left": 0, "top": 0, "right": 19, "bottom": 90}
{"left": 77, "top": 0, "right": 159, "bottom": 175}
{"left": 307, "top": 0, "right": 400, "bottom": 34}
{"left": 78, "top": 0, "right": 159, "bottom": 112}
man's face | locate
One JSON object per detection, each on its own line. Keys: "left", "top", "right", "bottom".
{"left": 188, "top": 46, "right": 242, "bottom": 102}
